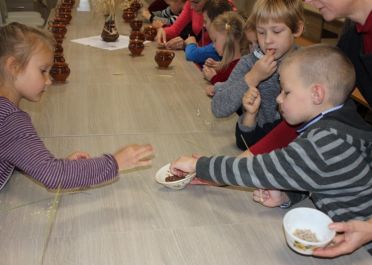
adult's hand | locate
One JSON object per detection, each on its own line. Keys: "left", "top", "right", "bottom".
{"left": 313, "top": 219, "right": 372, "bottom": 257}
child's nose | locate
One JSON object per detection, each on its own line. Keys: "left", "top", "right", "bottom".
{"left": 265, "top": 32, "right": 274, "bottom": 44}
{"left": 46, "top": 74, "right": 52, "bottom": 85}
{"left": 276, "top": 94, "right": 282, "bottom": 104}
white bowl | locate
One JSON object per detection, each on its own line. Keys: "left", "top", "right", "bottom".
{"left": 155, "top": 163, "right": 196, "bottom": 190}
{"left": 283, "top": 207, "right": 335, "bottom": 255}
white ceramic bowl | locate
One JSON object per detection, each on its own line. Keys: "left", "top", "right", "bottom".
{"left": 155, "top": 163, "right": 196, "bottom": 190}
{"left": 283, "top": 207, "right": 335, "bottom": 255}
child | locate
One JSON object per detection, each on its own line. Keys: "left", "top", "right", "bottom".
{"left": 203, "top": 11, "right": 245, "bottom": 94}
{"left": 184, "top": 0, "right": 233, "bottom": 66}
{"left": 0, "top": 22, "right": 154, "bottom": 192}
{"left": 142, "top": 0, "right": 186, "bottom": 30}
{"left": 171, "top": 44, "right": 372, "bottom": 224}
{"left": 211, "top": 0, "right": 304, "bottom": 149}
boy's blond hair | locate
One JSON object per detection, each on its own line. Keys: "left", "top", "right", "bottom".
{"left": 211, "top": 11, "right": 245, "bottom": 70}
{"left": 282, "top": 44, "right": 356, "bottom": 104}
{"left": 0, "top": 22, "right": 55, "bottom": 84}
{"left": 248, "top": 0, "right": 304, "bottom": 33}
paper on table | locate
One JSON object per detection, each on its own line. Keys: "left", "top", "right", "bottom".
{"left": 71, "top": 35, "right": 131, "bottom": 51}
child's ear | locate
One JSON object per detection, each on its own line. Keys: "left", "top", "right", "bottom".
{"left": 4, "top": 56, "right": 20, "bottom": 77}
{"left": 311, "top": 84, "right": 326, "bottom": 105}
{"left": 293, "top": 21, "right": 304, "bottom": 38}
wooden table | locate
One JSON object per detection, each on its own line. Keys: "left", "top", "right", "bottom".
{"left": 0, "top": 2, "right": 371, "bottom": 264}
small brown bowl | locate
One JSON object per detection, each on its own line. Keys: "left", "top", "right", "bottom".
{"left": 129, "top": 31, "right": 145, "bottom": 42}
{"left": 155, "top": 50, "right": 175, "bottom": 68}
{"left": 122, "top": 8, "right": 136, "bottom": 23}
{"left": 143, "top": 26, "right": 157, "bottom": 41}
{"left": 128, "top": 40, "right": 144, "bottom": 56}
{"left": 130, "top": 19, "right": 143, "bottom": 31}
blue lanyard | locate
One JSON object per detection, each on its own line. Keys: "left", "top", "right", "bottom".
{"left": 297, "top": 104, "right": 344, "bottom": 134}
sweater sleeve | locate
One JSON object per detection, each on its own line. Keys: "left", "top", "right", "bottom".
{"left": 184, "top": 43, "right": 221, "bottom": 65}
{"left": 0, "top": 111, "right": 118, "bottom": 191}
{"left": 196, "top": 127, "right": 369, "bottom": 192}
{"left": 164, "top": 1, "right": 192, "bottom": 40}
{"left": 211, "top": 55, "right": 254, "bottom": 117}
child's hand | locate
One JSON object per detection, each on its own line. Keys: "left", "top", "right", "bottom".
{"left": 252, "top": 189, "right": 289, "bottom": 207}
{"left": 170, "top": 156, "right": 198, "bottom": 176}
{"left": 242, "top": 87, "right": 261, "bottom": 115}
{"left": 245, "top": 50, "right": 277, "bottom": 87}
{"left": 142, "top": 9, "right": 151, "bottom": 20}
{"left": 238, "top": 148, "right": 253, "bottom": 157}
{"left": 165, "top": 36, "right": 184, "bottom": 50}
{"left": 205, "top": 85, "right": 215, "bottom": 97}
{"left": 202, "top": 65, "right": 217, "bottom": 81}
{"left": 67, "top": 151, "right": 90, "bottom": 160}
{"left": 185, "top": 36, "right": 197, "bottom": 45}
{"left": 114, "top": 144, "right": 154, "bottom": 171}
{"left": 152, "top": 20, "right": 164, "bottom": 29}
{"left": 204, "top": 58, "right": 220, "bottom": 69}
{"left": 156, "top": 28, "right": 167, "bottom": 46}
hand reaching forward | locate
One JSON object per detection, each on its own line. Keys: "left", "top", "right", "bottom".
{"left": 204, "top": 58, "right": 220, "bottom": 69}
{"left": 245, "top": 50, "right": 277, "bottom": 88}
{"left": 205, "top": 85, "right": 215, "bottom": 97}
{"left": 252, "top": 189, "right": 289, "bottom": 207}
{"left": 313, "top": 219, "right": 372, "bottom": 257}
{"left": 242, "top": 86, "right": 261, "bottom": 115}
{"left": 170, "top": 156, "right": 197, "bottom": 177}
{"left": 203, "top": 65, "right": 217, "bottom": 81}
{"left": 165, "top": 37, "right": 184, "bottom": 50}
{"left": 114, "top": 144, "right": 154, "bottom": 171}
{"left": 156, "top": 28, "right": 167, "bottom": 46}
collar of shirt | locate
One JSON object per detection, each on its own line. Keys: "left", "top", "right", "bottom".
{"left": 356, "top": 10, "right": 372, "bottom": 53}
{"left": 296, "top": 104, "right": 344, "bottom": 134}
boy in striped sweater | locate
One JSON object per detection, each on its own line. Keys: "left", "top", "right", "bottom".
{"left": 170, "top": 44, "right": 372, "bottom": 224}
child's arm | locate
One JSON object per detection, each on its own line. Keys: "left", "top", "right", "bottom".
{"left": 184, "top": 42, "right": 221, "bottom": 65}
{"left": 211, "top": 55, "right": 254, "bottom": 117}
{"left": 2, "top": 111, "right": 153, "bottom": 191}
{"left": 163, "top": 1, "right": 192, "bottom": 40}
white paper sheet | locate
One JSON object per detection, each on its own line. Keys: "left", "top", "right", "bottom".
{"left": 71, "top": 35, "right": 131, "bottom": 51}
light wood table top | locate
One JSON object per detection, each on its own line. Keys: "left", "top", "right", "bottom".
{"left": 0, "top": 2, "right": 371, "bottom": 265}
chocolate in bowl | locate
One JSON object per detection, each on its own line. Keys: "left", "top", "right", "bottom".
{"left": 165, "top": 174, "right": 186, "bottom": 182}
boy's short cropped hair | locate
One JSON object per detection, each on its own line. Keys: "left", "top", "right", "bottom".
{"left": 281, "top": 44, "right": 356, "bottom": 104}
{"left": 248, "top": 0, "right": 304, "bottom": 33}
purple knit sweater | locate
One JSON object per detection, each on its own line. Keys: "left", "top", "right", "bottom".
{"left": 0, "top": 97, "right": 118, "bottom": 191}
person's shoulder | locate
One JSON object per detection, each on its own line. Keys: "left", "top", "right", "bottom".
{"left": 0, "top": 97, "right": 28, "bottom": 125}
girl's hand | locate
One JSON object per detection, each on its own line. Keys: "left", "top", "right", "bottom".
{"left": 245, "top": 50, "right": 277, "bottom": 87}
{"left": 114, "top": 144, "right": 154, "bottom": 171}
{"left": 165, "top": 37, "right": 184, "bottom": 50}
{"left": 67, "top": 151, "right": 90, "bottom": 160}
{"left": 156, "top": 28, "right": 167, "bottom": 46}
{"left": 205, "top": 85, "right": 215, "bottom": 97}
{"left": 313, "top": 220, "right": 372, "bottom": 257}
{"left": 170, "top": 156, "right": 198, "bottom": 177}
{"left": 242, "top": 87, "right": 261, "bottom": 115}
{"left": 204, "top": 58, "right": 220, "bottom": 69}
{"left": 202, "top": 65, "right": 217, "bottom": 81}
{"left": 252, "top": 189, "right": 289, "bottom": 207}
{"left": 185, "top": 36, "right": 197, "bottom": 45}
